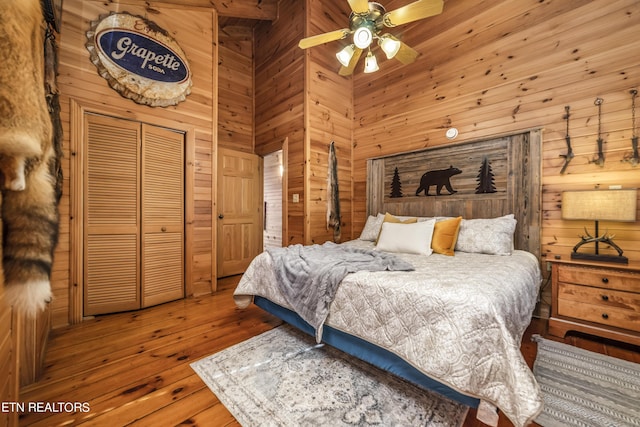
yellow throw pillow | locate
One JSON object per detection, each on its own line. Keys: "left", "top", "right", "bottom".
{"left": 383, "top": 212, "right": 417, "bottom": 224}
{"left": 431, "top": 216, "right": 462, "bottom": 256}
{"left": 376, "top": 213, "right": 417, "bottom": 243}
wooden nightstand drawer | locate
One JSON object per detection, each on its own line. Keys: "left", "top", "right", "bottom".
{"left": 557, "top": 298, "right": 640, "bottom": 333}
{"left": 557, "top": 265, "right": 640, "bottom": 292}
{"left": 558, "top": 282, "right": 640, "bottom": 311}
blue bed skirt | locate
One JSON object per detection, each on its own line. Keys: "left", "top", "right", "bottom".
{"left": 254, "top": 296, "right": 480, "bottom": 408}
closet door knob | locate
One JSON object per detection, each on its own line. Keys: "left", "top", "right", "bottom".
{"left": 218, "top": 214, "right": 224, "bottom": 219}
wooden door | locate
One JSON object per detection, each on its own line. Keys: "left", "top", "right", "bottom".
{"left": 141, "top": 124, "right": 184, "bottom": 307}
{"left": 84, "top": 115, "right": 185, "bottom": 315}
{"left": 217, "top": 148, "right": 262, "bottom": 277}
{"left": 84, "top": 114, "right": 141, "bottom": 315}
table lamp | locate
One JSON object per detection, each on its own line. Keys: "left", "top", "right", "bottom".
{"left": 561, "top": 189, "right": 637, "bottom": 264}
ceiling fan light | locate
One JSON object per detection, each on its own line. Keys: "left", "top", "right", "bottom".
{"left": 336, "top": 44, "right": 356, "bottom": 67}
{"left": 364, "top": 51, "right": 379, "bottom": 73}
{"left": 353, "top": 26, "right": 373, "bottom": 49}
{"left": 379, "top": 35, "right": 401, "bottom": 59}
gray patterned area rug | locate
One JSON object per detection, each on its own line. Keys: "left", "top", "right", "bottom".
{"left": 191, "top": 325, "right": 468, "bottom": 426}
{"left": 532, "top": 335, "right": 640, "bottom": 427}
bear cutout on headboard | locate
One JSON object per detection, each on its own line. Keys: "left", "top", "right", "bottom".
{"left": 0, "top": 0, "right": 60, "bottom": 317}
{"left": 415, "top": 166, "right": 462, "bottom": 196}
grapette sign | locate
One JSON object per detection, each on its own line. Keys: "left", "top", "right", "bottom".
{"left": 86, "top": 12, "right": 192, "bottom": 107}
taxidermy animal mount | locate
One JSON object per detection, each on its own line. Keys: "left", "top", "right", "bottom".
{"left": 0, "top": 0, "right": 60, "bottom": 316}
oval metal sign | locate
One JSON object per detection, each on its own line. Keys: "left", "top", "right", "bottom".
{"left": 96, "top": 29, "right": 189, "bottom": 83}
{"left": 86, "top": 12, "right": 192, "bottom": 107}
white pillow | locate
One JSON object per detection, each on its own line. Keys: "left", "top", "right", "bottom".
{"left": 455, "top": 214, "right": 516, "bottom": 255}
{"left": 375, "top": 218, "right": 436, "bottom": 255}
{"left": 359, "top": 213, "right": 385, "bottom": 241}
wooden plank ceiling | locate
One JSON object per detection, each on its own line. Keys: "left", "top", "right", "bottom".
{"left": 111, "top": 0, "right": 278, "bottom": 22}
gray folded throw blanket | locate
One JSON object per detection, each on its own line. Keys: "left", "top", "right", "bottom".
{"left": 267, "top": 242, "right": 414, "bottom": 342}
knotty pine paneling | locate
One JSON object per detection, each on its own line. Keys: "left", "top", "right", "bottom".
{"left": 0, "top": 300, "right": 18, "bottom": 427}
{"left": 255, "top": 0, "right": 353, "bottom": 245}
{"left": 218, "top": 23, "right": 254, "bottom": 152}
{"left": 53, "top": 0, "right": 216, "bottom": 327}
{"left": 307, "top": 55, "right": 353, "bottom": 244}
{"left": 351, "top": 0, "right": 640, "bottom": 263}
{"left": 255, "top": 0, "right": 306, "bottom": 244}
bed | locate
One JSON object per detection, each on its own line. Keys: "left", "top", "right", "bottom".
{"left": 234, "top": 131, "right": 545, "bottom": 427}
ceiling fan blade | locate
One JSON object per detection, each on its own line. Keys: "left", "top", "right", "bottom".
{"left": 298, "top": 29, "right": 350, "bottom": 49}
{"left": 347, "top": 0, "right": 370, "bottom": 14}
{"left": 338, "top": 47, "right": 363, "bottom": 76}
{"left": 394, "top": 42, "right": 420, "bottom": 64}
{"left": 383, "top": 0, "right": 444, "bottom": 27}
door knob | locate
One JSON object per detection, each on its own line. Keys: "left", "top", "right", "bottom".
{"left": 218, "top": 214, "right": 224, "bottom": 219}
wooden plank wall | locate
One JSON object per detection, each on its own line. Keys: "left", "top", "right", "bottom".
{"left": 218, "top": 22, "right": 254, "bottom": 153}
{"left": 0, "top": 299, "right": 19, "bottom": 427}
{"left": 53, "top": 0, "right": 216, "bottom": 327}
{"left": 254, "top": 0, "right": 354, "bottom": 245}
{"left": 305, "top": 0, "right": 354, "bottom": 244}
{"left": 350, "top": 0, "right": 640, "bottom": 263}
{"left": 254, "top": 0, "right": 306, "bottom": 244}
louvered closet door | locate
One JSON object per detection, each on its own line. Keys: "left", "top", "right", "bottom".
{"left": 141, "top": 124, "right": 184, "bottom": 307}
{"left": 84, "top": 114, "right": 141, "bottom": 315}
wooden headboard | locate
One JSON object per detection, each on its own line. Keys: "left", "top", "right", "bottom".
{"left": 367, "top": 129, "right": 542, "bottom": 258}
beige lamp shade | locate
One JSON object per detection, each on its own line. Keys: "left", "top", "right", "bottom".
{"left": 562, "top": 189, "right": 637, "bottom": 222}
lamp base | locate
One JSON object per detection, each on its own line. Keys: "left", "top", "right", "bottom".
{"left": 571, "top": 251, "right": 629, "bottom": 264}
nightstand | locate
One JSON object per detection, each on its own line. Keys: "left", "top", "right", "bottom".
{"left": 548, "top": 256, "right": 640, "bottom": 346}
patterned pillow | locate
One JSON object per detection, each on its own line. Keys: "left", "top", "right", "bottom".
{"left": 455, "top": 214, "right": 516, "bottom": 256}
{"left": 359, "top": 213, "right": 385, "bottom": 241}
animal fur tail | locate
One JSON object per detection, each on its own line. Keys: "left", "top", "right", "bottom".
{"left": 0, "top": 0, "right": 59, "bottom": 316}
{"left": 326, "top": 141, "right": 341, "bottom": 243}
{"left": 2, "top": 151, "right": 59, "bottom": 317}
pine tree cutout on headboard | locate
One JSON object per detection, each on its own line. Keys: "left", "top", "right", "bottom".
{"left": 390, "top": 167, "right": 403, "bottom": 198}
{"left": 475, "top": 157, "right": 497, "bottom": 194}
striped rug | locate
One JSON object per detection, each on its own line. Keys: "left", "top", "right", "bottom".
{"left": 532, "top": 335, "right": 640, "bottom": 427}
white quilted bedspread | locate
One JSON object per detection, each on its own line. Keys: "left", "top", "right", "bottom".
{"left": 234, "top": 240, "right": 543, "bottom": 427}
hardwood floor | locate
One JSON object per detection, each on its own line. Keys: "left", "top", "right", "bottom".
{"left": 19, "top": 276, "right": 640, "bottom": 427}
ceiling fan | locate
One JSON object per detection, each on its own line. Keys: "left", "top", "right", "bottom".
{"left": 298, "top": 0, "right": 444, "bottom": 76}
